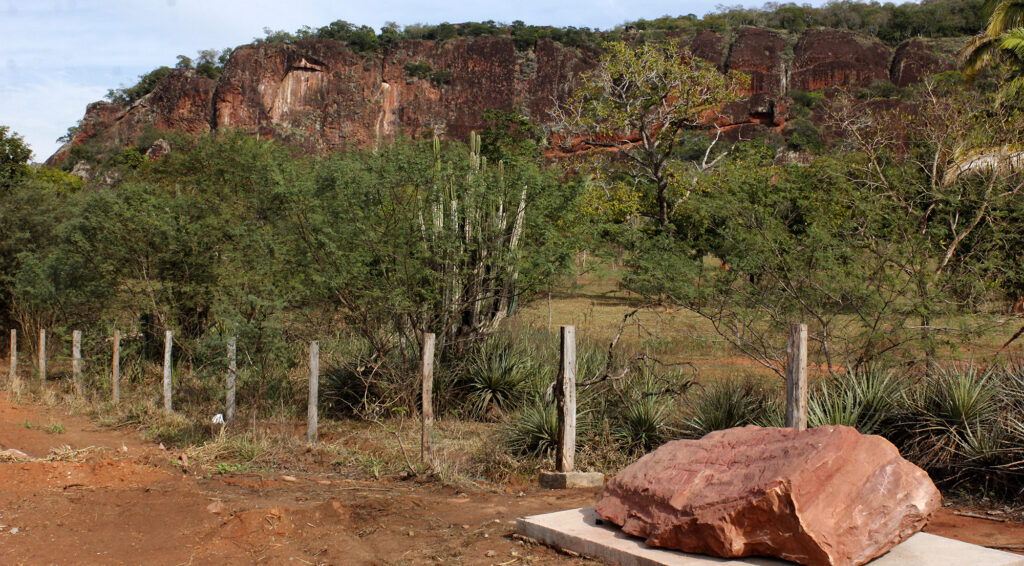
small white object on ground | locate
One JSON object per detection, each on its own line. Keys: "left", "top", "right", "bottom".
{"left": 212, "top": 413, "right": 225, "bottom": 424}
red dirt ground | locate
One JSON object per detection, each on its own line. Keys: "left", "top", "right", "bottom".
{"left": 1, "top": 394, "right": 1022, "bottom": 565}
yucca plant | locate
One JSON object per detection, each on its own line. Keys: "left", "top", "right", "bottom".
{"left": 954, "top": 420, "right": 1007, "bottom": 468}
{"left": 808, "top": 378, "right": 863, "bottom": 429}
{"left": 505, "top": 399, "right": 559, "bottom": 457}
{"left": 610, "top": 371, "right": 677, "bottom": 454}
{"left": 919, "top": 364, "right": 999, "bottom": 427}
{"left": 464, "top": 334, "right": 534, "bottom": 419}
{"left": 903, "top": 363, "right": 1001, "bottom": 472}
{"left": 682, "top": 379, "right": 769, "bottom": 438}
{"left": 754, "top": 396, "right": 786, "bottom": 428}
{"left": 808, "top": 365, "right": 907, "bottom": 434}
{"left": 613, "top": 395, "right": 672, "bottom": 454}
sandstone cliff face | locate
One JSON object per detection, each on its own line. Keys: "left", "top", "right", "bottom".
{"left": 213, "top": 36, "right": 600, "bottom": 150}
{"left": 49, "top": 28, "right": 962, "bottom": 164}
{"left": 726, "top": 27, "right": 788, "bottom": 94}
{"left": 690, "top": 30, "right": 727, "bottom": 71}
{"left": 890, "top": 38, "right": 963, "bottom": 87}
{"left": 50, "top": 70, "right": 214, "bottom": 163}
{"left": 790, "top": 30, "right": 891, "bottom": 91}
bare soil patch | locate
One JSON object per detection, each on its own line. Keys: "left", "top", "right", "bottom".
{"left": 0, "top": 394, "right": 1021, "bottom": 564}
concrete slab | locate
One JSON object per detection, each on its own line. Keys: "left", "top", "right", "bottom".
{"left": 516, "top": 507, "right": 1024, "bottom": 566}
{"left": 539, "top": 471, "right": 606, "bottom": 489}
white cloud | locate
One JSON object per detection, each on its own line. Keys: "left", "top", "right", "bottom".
{"left": 0, "top": 70, "right": 108, "bottom": 161}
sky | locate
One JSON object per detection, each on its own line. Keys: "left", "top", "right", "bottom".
{"left": 0, "top": 0, "right": 823, "bottom": 162}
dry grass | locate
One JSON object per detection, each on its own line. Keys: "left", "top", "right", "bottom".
{"left": 45, "top": 445, "right": 105, "bottom": 462}
{"left": 514, "top": 272, "right": 773, "bottom": 383}
{"left": 515, "top": 268, "right": 1024, "bottom": 383}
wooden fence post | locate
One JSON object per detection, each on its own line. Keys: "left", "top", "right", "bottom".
{"left": 307, "top": 341, "right": 319, "bottom": 443}
{"left": 556, "top": 325, "right": 577, "bottom": 473}
{"left": 72, "top": 330, "right": 82, "bottom": 396}
{"left": 226, "top": 336, "right": 237, "bottom": 425}
{"left": 9, "top": 329, "right": 16, "bottom": 383}
{"left": 163, "top": 330, "right": 173, "bottom": 413}
{"left": 38, "top": 329, "right": 46, "bottom": 387}
{"left": 112, "top": 329, "right": 120, "bottom": 405}
{"left": 786, "top": 323, "right": 809, "bottom": 430}
{"left": 420, "top": 332, "right": 436, "bottom": 467}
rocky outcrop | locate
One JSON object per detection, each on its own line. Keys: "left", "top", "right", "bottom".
{"left": 48, "top": 70, "right": 214, "bottom": 164}
{"left": 596, "top": 425, "right": 941, "bottom": 566}
{"left": 790, "top": 30, "right": 892, "bottom": 92}
{"left": 890, "top": 38, "right": 963, "bottom": 87}
{"left": 48, "top": 29, "right": 965, "bottom": 164}
{"left": 726, "top": 27, "right": 788, "bottom": 94}
{"left": 213, "top": 36, "right": 601, "bottom": 149}
{"left": 690, "top": 30, "right": 727, "bottom": 71}
{"left": 145, "top": 138, "right": 171, "bottom": 160}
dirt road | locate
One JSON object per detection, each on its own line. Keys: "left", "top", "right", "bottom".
{"left": 1, "top": 394, "right": 1021, "bottom": 565}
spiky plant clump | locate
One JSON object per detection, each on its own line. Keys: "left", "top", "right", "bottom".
{"left": 754, "top": 395, "right": 786, "bottom": 428}
{"left": 505, "top": 399, "right": 559, "bottom": 457}
{"left": 902, "top": 363, "right": 1001, "bottom": 475}
{"left": 464, "top": 334, "right": 535, "bottom": 419}
{"left": 613, "top": 395, "right": 671, "bottom": 454}
{"left": 808, "top": 378, "right": 863, "bottom": 429}
{"left": 682, "top": 379, "right": 769, "bottom": 438}
{"left": 608, "top": 370, "right": 681, "bottom": 454}
{"left": 919, "top": 364, "right": 998, "bottom": 427}
{"left": 808, "top": 365, "right": 907, "bottom": 434}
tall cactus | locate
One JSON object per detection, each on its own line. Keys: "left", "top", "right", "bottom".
{"left": 417, "top": 133, "right": 530, "bottom": 354}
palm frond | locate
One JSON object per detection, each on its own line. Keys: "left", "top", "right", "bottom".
{"left": 988, "top": 0, "right": 1024, "bottom": 37}
{"left": 1000, "top": 28, "right": 1024, "bottom": 58}
{"left": 960, "top": 34, "right": 999, "bottom": 83}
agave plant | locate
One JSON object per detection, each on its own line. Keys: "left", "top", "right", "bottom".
{"left": 683, "top": 379, "right": 769, "bottom": 438}
{"left": 464, "top": 335, "right": 534, "bottom": 419}
{"left": 505, "top": 399, "right": 559, "bottom": 457}
{"left": 808, "top": 365, "right": 907, "bottom": 435}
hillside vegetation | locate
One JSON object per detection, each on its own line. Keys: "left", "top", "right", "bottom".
{"left": 5, "top": 0, "right": 1024, "bottom": 500}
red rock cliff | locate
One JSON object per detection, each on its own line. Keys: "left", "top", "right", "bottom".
{"left": 48, "top": 29, "right": 961, "bottom": 164}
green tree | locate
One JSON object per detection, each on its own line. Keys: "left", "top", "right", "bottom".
{"left": 647, "top": 84, "right": 1024, "bottom": 374}
{"left": 551, "top": 40, "right": 747, "bottom": 229}
{"left": 0, "top": 125, "right": 32, "bottom": 189}
{"left": 106, "top": 66, "right": 173, "bottom": 105}
{"left": 286, "top": 136, "right": 579, "bottom": 365}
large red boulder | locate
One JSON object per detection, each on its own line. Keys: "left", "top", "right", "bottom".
{"left": 596, "top": 425, "right": 941, "bottom": 566}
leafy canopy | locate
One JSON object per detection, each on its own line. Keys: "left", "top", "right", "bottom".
{"left": 552, "top": 40, "right": 747, "bottom": 228}
{"left": 0, "top": 125, "right": 32, "bottom": 189}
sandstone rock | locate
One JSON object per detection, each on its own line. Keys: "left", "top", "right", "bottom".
{"left": 596, "top": 425, "right": 941, "bottom": 566}
{"left": 47, "top": 29, "right": 960, "bottom": 165}
{"left": 690, "top": 30, "right": 727, "bottom": 71}
{"left": 890, "top": 38, "right": 962, "bottom": 87}
{"left": 725, "top": 27, "right": 787, "bottom": 95}
{"left": 70, "top": 160, "right": 92, "bottom": 181}
{"left": 790, "top": 30, "right": 891, "bottom": 92}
